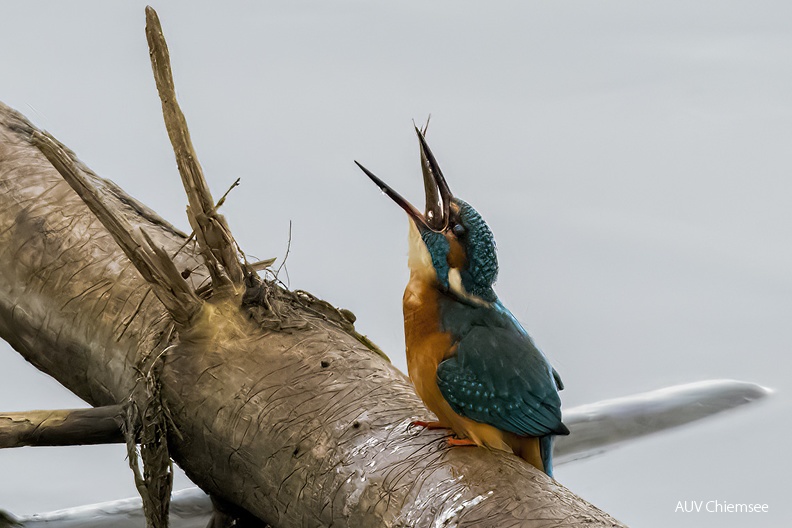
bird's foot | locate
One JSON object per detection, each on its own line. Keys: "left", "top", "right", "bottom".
{"left": 409, "top": 420, "right": 450, "bottom": 430}
{"left": 447, "top": 437, "right": 478, "bottom": 447}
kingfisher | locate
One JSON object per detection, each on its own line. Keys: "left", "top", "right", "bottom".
{"left": 355, "top": 127, "right": 569, "bottom": 476}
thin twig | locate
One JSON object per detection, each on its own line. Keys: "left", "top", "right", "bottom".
{"left": 171, "top": 231, "right": 195, "bottom": 259}
{"left": 212, "top": 177, "right": 241, "bottom": 212}
{"left": 274, "top": 221, "right": 292, "bottom": 286}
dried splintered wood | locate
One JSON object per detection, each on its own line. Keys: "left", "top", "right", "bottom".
{"left": 32, "top": 131, "right": 202, "bottom": 326}
{"left": 145, "top": 6, "right": 245, "bottom": 290}
{"left": 0, "top": 406, "right": 124, "bottom": 449}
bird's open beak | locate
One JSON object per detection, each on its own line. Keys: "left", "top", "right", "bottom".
{"left": 355, "top": 127, "right": 452, "bottom": 232}
{"left": 415, "top": 126, "right": 452, "bottom": 230}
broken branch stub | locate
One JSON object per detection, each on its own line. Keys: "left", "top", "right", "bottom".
{"left": 0, "top": 406, "right": 124, "bottom": 449}
{"left": 144, "top": 6, "right": 245, "bottom": 290}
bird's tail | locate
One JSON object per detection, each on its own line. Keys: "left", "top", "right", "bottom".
{"left": 509, "top": 434, "right": 554, "bottom": 477}
{"left": 540, "top": 435, "right": 555, "bottom": 478}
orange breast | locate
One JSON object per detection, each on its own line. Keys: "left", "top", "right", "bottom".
{"left": 402, "top": 277, "right": 511, "bottom": 453}
{"left": 403, "top": 278, "right": 451, "bottom": 418}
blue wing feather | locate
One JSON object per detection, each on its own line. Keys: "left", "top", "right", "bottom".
{"left": 436, "top": 300, "right": 567, "bottom": 438}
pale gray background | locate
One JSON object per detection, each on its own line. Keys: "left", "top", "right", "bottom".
{"left": 1, "top": 2, "right": 790, "bottom": 527}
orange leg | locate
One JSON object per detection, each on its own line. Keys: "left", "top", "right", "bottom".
{"left": 447, "top": 437, "right": 478, "bottom": 447}
{"left": 409, "top": 420, "right": 451, "bottom": 430}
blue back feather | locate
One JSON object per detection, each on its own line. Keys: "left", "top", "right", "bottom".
{"left": 435, "top": 291, "right": 568, "bottom": 474}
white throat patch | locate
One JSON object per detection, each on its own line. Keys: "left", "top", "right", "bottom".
{"left": 448, "top": 268, "right": 490, "bottom": 306}
{"left": 407, "top": 221, "right": 435, "bottom": 281}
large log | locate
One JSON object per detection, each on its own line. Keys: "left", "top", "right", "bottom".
{"left": 0, "top": 14, "right": 627, "bottom": 526}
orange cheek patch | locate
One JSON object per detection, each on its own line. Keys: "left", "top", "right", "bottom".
{"left": 446, "top": 237, "right": 466, "bottom": 269}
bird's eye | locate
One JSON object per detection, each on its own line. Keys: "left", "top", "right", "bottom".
{"left": 452, "top": 223, "right": 466, "bottom": 236}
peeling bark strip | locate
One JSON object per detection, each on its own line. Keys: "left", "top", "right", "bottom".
{"left": 0, "top": 406, "right": 123, "bottom": 448}
{"left": 0, "top": 8, "right": 627, "bottom": 527}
